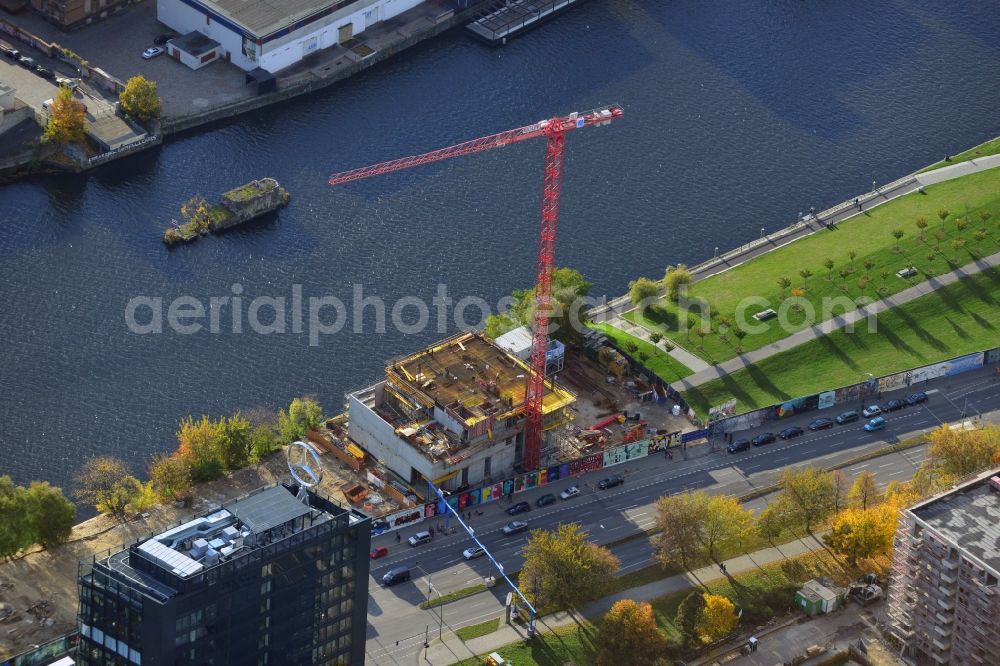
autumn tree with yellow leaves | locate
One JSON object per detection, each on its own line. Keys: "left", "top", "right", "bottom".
{"left": 595, "top": 599, "right": 667, "bottom": 666}
{"left": 42, "top": 85, "right": 86, "bottom": 145}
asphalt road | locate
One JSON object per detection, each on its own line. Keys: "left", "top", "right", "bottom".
{"left": 365, "top": 367, "right": 1000, "bottom": 664}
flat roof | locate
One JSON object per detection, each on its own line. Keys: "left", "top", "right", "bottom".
{"left": 195, "top": 0, "right": 360, "bottom": 38}
{"left": 494, "top": 326, "right": 532, "bottom": 354}
{"left": 386, "top": 332, "right": 574, "bottom": 426}
{"left": 228, "top": 485, "right": 312, "bottom": 533}
{"left": 170, "top": 30, "right": 220, "bottom": 57}
{"left": 911, "top": 469, "right": 1000, "bottom": 574}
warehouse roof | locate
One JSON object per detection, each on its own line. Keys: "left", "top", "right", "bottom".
{"left": 195, "top": 0, "right": 363, "bottom": 38}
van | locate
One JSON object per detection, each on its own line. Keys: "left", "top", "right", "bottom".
{"left": 836, "top": 410, "right": 859, "bottom": 424}
{"left": 407, "top": 531, "right": 432, "bottom": 547}
{"left": 381, "top": 566, "right": 410, "bottom": 586}
{"left": 56, "top": 77, "right": 78, "bottom": 90}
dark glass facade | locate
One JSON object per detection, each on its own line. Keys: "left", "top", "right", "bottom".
{"left": 77, "top": 485, "right": 370, "bottom": 665}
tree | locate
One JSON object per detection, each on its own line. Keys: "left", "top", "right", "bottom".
{"left": 74, "top": 457, "right": 141, "bottom": 522}
{"left": 25, "top": 481, "right": 75, "bottom": 549}
{"left": 926, "top": 424, "right": 1000, "bottom": 478}
{"left": 756, "top": 499, "right": 788, "bottom": 544}
{"left": 776, "top": 277, "right": 791, "bottom": 299}
{"left": 595, "top": 600, "right": 666, "bottom": 666}
{"left": 220, "top": 413, "right": 252, "bottom": 470}
{"left": 0, "top": 477, "right": 32, "bottom": 560}
{"left": 732, "top": 327, "right": 747, "bottom": 353}
{"left": 700, "top": 494, "right": 754, "bottom": 563}
{"left": 250, "top": 423, "right": 280, "bottom": 461}
{"left": 176, "top": 415, "right": 226, "bottom": 481}
{"left": 648, "top": 331, "right": 663, "bottom": 345}
{"left": 825, "top": 505, "right": 896, "bottom": 566}
{"left": 937, "top": 208, "right": 949, "bottom": 224}
{"left": 696, "top": 593, "right": 738, "bottom": 644}
{"left": 654, "top": 493, "right": 706, "bottom": 569}
{"left": 484, "top": 267, "right": 592, "bottom": 342}
{"left": 180, "top": 195, "right": 212, "bottom": 235}
{"left": 799, "top": 269, "right": 813, "bottom": 288}
{"left": 848, "top": 250, "right": 858, "bottom": 267}
{"left": 849, "top": 470, "right": 880, "bottom": 509}
{"left": 623, "top": 340, "right": 639, "bottom": 355}
{"left": 695, "top": 327, "right": 708, "bottom": 350}
{"left": 674, "top": 591, "right": 706, "bottom": 647}
{"left": 277, "top": 396, "right": 324, "bottom": 443}
{"left": 520, "top": 522, "right": 619, "bottom": 610}
{"left": 778, "top": 467, "right": 837, "bottom": 533}
{"left": 823, "top": 258, "right": 834, "bottom": 280}
{"left": 831, "top": 469, "right": 850, "bottom": 513}
{"left": 42, "top": 85, "right": 86, "bottom": 145}
{"left": 118, "top": 74, "right": 162, "bottom": 120}
{"left": 915, "top": 217, "right": 928, "bottom": 240}
{"left": 628, "top": 277, "right": 660, "bottom": 311}
{"left": 891, "top": 229, "right": 904, "bottom": 252}
{"left": 862, "top": 259, "right": 875, "bottom": 278}
{"left": 148, "top": 454, "right": 193, "bottom": 502}
{"left": 663, "top": 264, "right": 692, "bottom": 302}
{"left": 955, "top": 218, "right": 967, "bottom": 232}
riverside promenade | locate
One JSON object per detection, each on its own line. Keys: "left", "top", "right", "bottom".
{"left": 593, "top": 153, "right": 1000, "bottom": 383}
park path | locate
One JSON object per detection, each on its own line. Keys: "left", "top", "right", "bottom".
{"left": 422, "top": 532, "right": 831, "bottom": 665}
{"left": 672, "top": 249, "right": 1000, "bottom": 392}
{"left": 592, "top": 154, "right": 1000, "bottom": 387}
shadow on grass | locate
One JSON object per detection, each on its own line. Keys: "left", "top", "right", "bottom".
{"left": 877, "top": 319, "right": 926, "bottom": 360}
{"left": 971, "top": 312, "right": 995, "bottom": 331}
{"left": 945, "top": 316, "right": 971, "bottom": 339}
{"left": 745, "top": 364, "right": 790, "bottom": 402}
{"left": 892, "top": 306, "right": 948, "bottom": 353}
{"left": 815, "top": 330, "right": 860, "bottom": 371}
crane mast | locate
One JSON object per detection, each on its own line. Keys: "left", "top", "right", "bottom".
{"left": 328, "top": 105, "right": 623, "bottom": 471}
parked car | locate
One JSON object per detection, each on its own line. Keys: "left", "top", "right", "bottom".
{"left": 153, "top": 33, "right": 176, "bottom": 46}
{"left": 369, "top": 545, "right": 389, "bottom": 560}
{"left": 862, "top": 405, "right": 882, "bottom": 418}
{"left": 536, "top": 493, "right": 556, "bottom": 507}
{"left": 56, "top": 77, "right": 78, "bottom": 90}
{"left": 864, "top": 416, "right": 887, "bottom": 432}
{"left": 882, "top": 399, "right": 906, "bottom": 412}
{"left": 779, "top": 426, "right": 804, "bottom": 440}
{"left": 1, "top": 46, "right": 19, "bottom": 59}
{"left": 728, "top": 438, "right": 751, "bottom": 453}
{"left": 835, "top": 410, "right": 859, "bottom": 424}
{"left": 407, "top": 531, "right": 432, "bottom": 547}
{"left": 17, "top": 55, "right": 36, "bottom": 68}
{"left": 503, "top": 520, "right": 528, "bottom": 535}
{"left": 808, "top": 417, "right": 834, "bottom": 431}
{"left": 559, "top": 486, "right": 580, "bottom": 500}
{"left": 381, "top": 566, "right": 410, "bottom": 586}
{"left": 598, "top": 475, "right": 624, "bottom": 490}
{"left": 506, "top": 501, "right": 531, "bottom": 516}
{"left": 752, "top": 432, "right": 776, "bottom": 447}
{"left": 142, "top": 46, "right": 164, "bottom": 59}
{"left": 35, "top": 66, "right": 55, "bottom": 80}
{"left": 463, "top": 545, "right": 486, "bottom": 560}
{"left": 906, "top": 391, "right": 928, "bottom": 406}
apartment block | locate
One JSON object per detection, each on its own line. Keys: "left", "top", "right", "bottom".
{"left": 31, "top": 0, "right": 133, "bottom": 30}
{"left": 886, "top": 468, "right": 1000, "bottom": 665}
{"left": 348, "top": 331, "right": 575, "bottom": 492}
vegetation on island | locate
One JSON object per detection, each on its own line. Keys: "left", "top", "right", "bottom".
{"left": 119, "top": 75, "right": 162, "bottom": 121}
{"left": 164, "top": 195, "right": 234, "bottom": 244}
{"left": 41, "top": 85, "right": 86, "bottom": 146}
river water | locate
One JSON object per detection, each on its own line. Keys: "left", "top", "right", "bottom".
{"left": 2, "top": 0, "right": 999, "bottom": 496}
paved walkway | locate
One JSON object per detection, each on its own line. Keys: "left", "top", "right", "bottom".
{"left": 672, "top": 249, "right": 1000, "bottom": 392}
{"left": 422, "top": 533, "right": 830, "bottom": 664}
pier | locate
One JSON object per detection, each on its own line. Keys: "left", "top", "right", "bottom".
{"left": 466, "top": 0, "right": 585, "bottom": 45}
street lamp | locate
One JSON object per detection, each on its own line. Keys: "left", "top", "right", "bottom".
{"left": 760, "top": 227, "right": 765, "bottom": 240}
{"left": 415, "top": 562, "right": 444, "bottom": 641}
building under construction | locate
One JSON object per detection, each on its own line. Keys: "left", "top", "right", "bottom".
{"left": 886, "top": 467, "right": 1000, "bottom": 665}
{"left": 347, "top": 332, "right": 575, "bottom": 492}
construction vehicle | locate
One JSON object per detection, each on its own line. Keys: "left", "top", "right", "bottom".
{"left": 597, "top": 346, "right": 628, "bottom": 378}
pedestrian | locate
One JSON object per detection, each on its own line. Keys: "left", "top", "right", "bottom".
{"left": 854, "top": 197, "right": 860, "bottom": 209}
{"left": 396, "top": 532, "right": 401, "bottom": 543}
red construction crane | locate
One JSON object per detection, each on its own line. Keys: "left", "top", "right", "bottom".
{"left": 328, "top": 104, "right": 624, "bottom": 471}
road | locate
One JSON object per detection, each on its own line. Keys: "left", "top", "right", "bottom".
{"left": 365, "top": 367, "right": 1000, "bottom": 664}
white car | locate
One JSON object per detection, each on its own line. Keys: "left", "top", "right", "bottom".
{"left": 502, "top": 520, "right": 528, "bottom": 535}
{"left": 56, "top": 77, "right": 78, "bottom": 90}
{"left": 559, "top": 486, "right": 580, "bottom": 500}
{"left": 862, "top": 405, "right": 882, "bottom": 418}
{"left": 142, "top": 47, "right": 164, "bottom": 60}
{"left": 463, "top": 545, "right": 485, "bottom": 560}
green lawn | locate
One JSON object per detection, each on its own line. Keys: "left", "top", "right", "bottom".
{"left": 628, "top": 167, "right": 1000, "bottom": 364}
{"left": 590, "top": 322, "right": 693, "bottom": 381}
{"left": 455, "top": 617, "right": 501, "bottom": 641}
{"left": 451, "top": 623, "right": 598, "bottom": 666}
{"left": 920, "top": 135, "right": 1000, "bottom": 173}
{"left": 682, "top": 269, "right": 1000, "bottom": 417}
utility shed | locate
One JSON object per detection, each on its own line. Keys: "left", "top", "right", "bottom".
{"left": 796, "top": 579, "right": 846, "bottom": 615}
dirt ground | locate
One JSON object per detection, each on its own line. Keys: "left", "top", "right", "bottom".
{"left": 0, "top": 447, "right": 357, "bottom": 659}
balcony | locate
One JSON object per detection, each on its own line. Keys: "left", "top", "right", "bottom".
{"left": 932, "top": 637, "right": 951, "bottom": 651}
{"left": 936, "top": 612, "right": 953, "bottom": 624}
{"left": 932, "top": 652, "right": 949, "bottom": 664}
{"left": 938, "top": 598, "right": 954, "bottom": 611}
{"left": 940, "top": 572, "right": 956, "bottom": 584}
{"left": 938, "top": 585, "right": 955, "bottom": 597}
{"left": 934, "top": 625, "right": 952, "bottom": 638}
{"left": 942, "top": 558, "right": 959, "bottom": 570}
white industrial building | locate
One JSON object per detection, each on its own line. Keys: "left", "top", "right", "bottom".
{"left": 156, "top": 0, "right": 425, "bottom": 73}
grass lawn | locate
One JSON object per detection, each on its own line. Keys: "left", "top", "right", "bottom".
{"left": 455, "top": 617, "right": 501, "bottom": 641}
{"left": 628, "top": 167, "right": 1000, "bottom": 364}
{"left": 589, "top": 322, "right": 693, "bottom": 382}
{"left": 682, "top": 269, "right": 1000, "bottom": 417}
{"left": 920, "top": 135, "right": 1000, "bottom": 173}
{"left": 451, "top": 622, "right": 598, "bottom": 666}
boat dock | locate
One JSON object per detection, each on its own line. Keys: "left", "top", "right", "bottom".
{"left": 466, "top": 0, "right": 585, "bottom": 45}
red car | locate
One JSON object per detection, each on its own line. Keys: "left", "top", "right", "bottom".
{"left": 370, "top": 546, "right": 389, "bottom": 559}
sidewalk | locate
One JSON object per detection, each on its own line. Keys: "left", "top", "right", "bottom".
{"left": 672, "top": 249, "right": 1000, "bottom": 392}
{"left": 422, "top": 533, "right": 830, "bottom": 664}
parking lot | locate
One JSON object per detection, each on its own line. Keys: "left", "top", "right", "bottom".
{"left": 9, "top": 1, "right": 254, "bottom": 118}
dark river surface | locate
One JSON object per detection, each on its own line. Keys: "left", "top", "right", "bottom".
{"left": 2, "top": 0, "right": 999, "bottom": 499}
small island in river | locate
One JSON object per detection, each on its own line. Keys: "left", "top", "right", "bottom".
{"left": 164, "top": 178, "right": 291, "bottom": 245}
